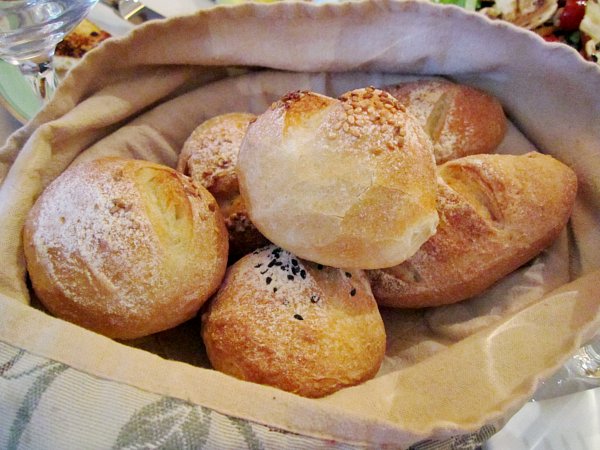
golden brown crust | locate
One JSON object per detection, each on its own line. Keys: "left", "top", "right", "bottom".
{"left": 368, "top": 152, "right": 577, "bottom": 308}
{"left": 23, "top": 157, "right": 229, "bottom": 339}
{"left": 177, "top": 112, "right": 268, "bottom": 260}
{"left": 384, "top": 79, "right": 507, "bottom": 164}
{"left": 201, "top": 245, "right": 386, "bottom": 398}
{"left": 237, "top": 88, "right": 439, "bottom": 269}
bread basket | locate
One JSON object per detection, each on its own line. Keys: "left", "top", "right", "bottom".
{"left": 1, "top": 1, "right": 600, "bottom": 447}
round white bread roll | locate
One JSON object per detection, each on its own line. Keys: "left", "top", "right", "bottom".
{"left": 177, "top": 112, "right": 269, "bottom": 260}
{"left": 201, "top": 244, "right": 386, "bottom": 398}
{"left": 237, "top": 88, "right": 439, "bottom": 269}
{"left": 23, "top": 157, "right": 229, "bottom": 340}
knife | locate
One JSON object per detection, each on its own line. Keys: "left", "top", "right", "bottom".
{"left": 100, "top": 0, "right": 165, "bottom": 25}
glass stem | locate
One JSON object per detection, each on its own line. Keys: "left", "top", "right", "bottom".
{"left": 574, "top": 337, "right": 600, "bottom": 378}
{"left": 17, "top": 58, "right": 57, "bottom": 102}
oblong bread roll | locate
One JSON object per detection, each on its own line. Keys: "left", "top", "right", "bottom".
{"left": 383, "top": 79, "right": 508, "bottom": 164}
{"left": 368, "top": 152, "right": 577, "bottom": 308}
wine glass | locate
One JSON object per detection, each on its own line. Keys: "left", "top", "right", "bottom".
{"left": 0, "top": 0, "right": 99, "bottom": 102}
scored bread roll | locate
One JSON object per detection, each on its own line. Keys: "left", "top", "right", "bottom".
{"left": 237, "top": 88, "right": 439, "bottom": 269}
{"left": 368, "top": 152, "right": 577, "bottom": 308}
{"left": 177, "top": 112, "right": 269, "bottom": 260}
{"left": 383, "top": 79, "right": 507, "bottom": 164}
{"left": 201, "top": 244, "right": 386, "bottom": 398}
{"left": 23, "top": 157, "right": 229, "bottom": 340}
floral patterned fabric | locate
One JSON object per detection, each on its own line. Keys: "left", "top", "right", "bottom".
{"left": 0, "top": 341, "right": 495, "bottom": 449}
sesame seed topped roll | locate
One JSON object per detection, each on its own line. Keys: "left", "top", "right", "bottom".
{"left": 177, "top": 112, "right": 269, "bottom": 261}
{"left": 237, "top": 88, "right": 439, "bottom": 270}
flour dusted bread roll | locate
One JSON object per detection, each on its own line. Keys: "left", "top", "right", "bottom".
{"left": 384, "top": 79, "right": 507, "bottom": 164}
{"left": 237, "top": 88, "right": 439, "bottom": 269}
{"left": 177, "top": 112, "right": 268, "bottom": 260}
{"left": 201, "top": 244, "right": 386, "bottom": 398}
{"left": 368, "top": 152, "right": 577, "bottom": 308}
{"left": 23, "top": 157, "right": 228, "bottom": 339}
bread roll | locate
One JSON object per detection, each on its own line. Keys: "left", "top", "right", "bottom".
{"left": 368, "top": 152, "right": 577, "bottom": 308}
{"left": 177, "top": 112, "right": 269, "bottom": 260}
{"left": 383, "top": 79, "right": 507, "bottom": 164}
{"left": 201, "top": 244, "right": 386, "bottom": 398}
{"left": 23, "top": 157, "right": 229, "bottom": 339}
{"left": 237, "top": 88, "right": 439, "bottom": 269}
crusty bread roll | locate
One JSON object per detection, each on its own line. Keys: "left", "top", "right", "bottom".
{"left": 368, "top": 152, "right": 577, "bottom": 308}
{"left": 383, "top": 79, "right": 507, "bottom": 164}
{"left": 237, "top": 88, "right": 439, "bottom": 269}
{"left": 201, "top": 244, "right": 386, "bottom": 398}
{"left": 177, "top": 112, "right": 269, "bottom": 260}
{"left": 23, "top": 157, "right": 229, "bottom": 340}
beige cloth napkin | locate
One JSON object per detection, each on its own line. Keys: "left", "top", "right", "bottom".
{"left": 1, "top": 1, "right": 600, "bottom": 446}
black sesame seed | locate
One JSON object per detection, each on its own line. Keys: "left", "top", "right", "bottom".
{"left": 300, "top": 270, "right": 306, "bottom": 279}
{"left": 287, "top": 275, "right": 295, "bottom": 281}
{"left": 291, "top": 259, "right": 299, "bottom": 266}
{"left": 260, "top": 269, "right": 269, "bottom": 275}
{"left": 294, "top": 314, "right": 304, "bottom": 320}
{"left": 350, "top": 288, "right": 357, "bottom": 296}
{"left": 317, "top": 264, "right": 324, "bottom": 270}
{"left": 273, "top": 287, "right": 278, "bottom": 293}
{"left": 310, "top": 295, "right": 320, "bottom": 303}
{"left": 345, "top": 272, "right": 352, "bottom": 278}
{"left": 291, "top": 266, "right": 300, "bottom": 275}
{"left": 266, "top": 277, "right": 272, "bottom": 285}
{"left": 268, "top": 260, "right": 277, "bottom": 268}
{"left": 254, "top": 263, "right": 263, "bottom": 268}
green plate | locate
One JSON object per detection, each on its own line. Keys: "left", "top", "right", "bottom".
{"left": 0, "top": 60, "right": 43, "bottom": 123}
